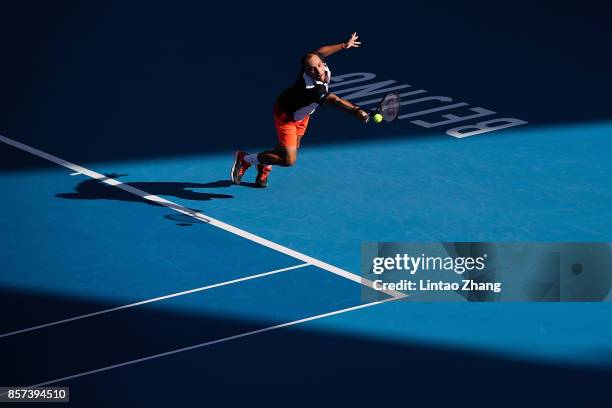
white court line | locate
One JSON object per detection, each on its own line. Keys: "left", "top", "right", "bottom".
{"left": 17, "top": 297, "right": 397, "bottom": 390}
{"left": 0, "top": 134, "right": 405, "bottom": 299}
{"left": 0, "top": 264, "right": 309, "bottom": 339}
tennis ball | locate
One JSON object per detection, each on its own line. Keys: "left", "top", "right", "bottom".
{"left": 373, "top": 113, "right": 383, "bottom": 123}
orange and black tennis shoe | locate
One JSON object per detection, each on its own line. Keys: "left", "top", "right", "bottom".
{"left": 231, "top": 151, "right": 251, "bottom": 185}
{"left": 255, "top": 165, "right": 272, "bottom": 188}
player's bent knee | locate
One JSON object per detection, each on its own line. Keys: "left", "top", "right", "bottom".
{"left": 284, "top": 154, "right": 297, "bottom": 166}
{"left": 277, "top": 147, "right": 297, "bottom": 167}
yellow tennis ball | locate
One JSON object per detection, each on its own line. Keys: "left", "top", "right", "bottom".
{"left": 373, "top": 113, "right": 383, "bottom": 123}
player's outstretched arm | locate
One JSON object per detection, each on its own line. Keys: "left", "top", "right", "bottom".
{"left": 315, "top": 32, "right": 361, "bottom": 58}
{"left": 326, "top": 93, "right": 369, "bottom": 123}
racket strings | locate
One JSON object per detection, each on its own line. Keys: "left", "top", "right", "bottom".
{"left": 380, "top": 93, "right": 401, "bottom": 122}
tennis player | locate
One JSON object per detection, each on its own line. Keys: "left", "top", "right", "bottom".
{"left": 231, "top": 32, "right": 370, "bottom": 188}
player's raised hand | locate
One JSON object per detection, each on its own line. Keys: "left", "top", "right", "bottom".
{"left": 345, "top": 32, "right": 361, "bottom": 49}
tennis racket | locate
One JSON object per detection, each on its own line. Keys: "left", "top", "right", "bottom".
{"left": 369, "top": 92, "right": 401, "bottom": 123}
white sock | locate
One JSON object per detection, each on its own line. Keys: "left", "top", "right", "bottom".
{"left": 244, "top": 153, "right": 259, "bottom": 165}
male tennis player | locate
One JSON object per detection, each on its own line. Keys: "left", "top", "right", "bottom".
{"left": 231, "top": 32, "right": 370, "bottom": 188}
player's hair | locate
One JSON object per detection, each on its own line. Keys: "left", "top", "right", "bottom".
{"left": 300, "top": 51, "right": 325, "bottom": 67}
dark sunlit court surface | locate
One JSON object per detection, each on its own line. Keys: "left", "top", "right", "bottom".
{"left": 1, "top": 1, "right": 612, "bottom": 406}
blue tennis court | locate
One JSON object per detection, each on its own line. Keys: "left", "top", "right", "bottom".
{"left": 2, "top": 1, "right": 612, "bottom": 406}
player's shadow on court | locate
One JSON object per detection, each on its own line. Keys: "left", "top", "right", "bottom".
{"left": 56, "top": 174, "right": 235, "bottom": 206}
{"left": 197, "top": 179, "right": 261, "bottom": 189}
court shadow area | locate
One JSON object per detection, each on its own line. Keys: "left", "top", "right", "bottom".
{"left": 3, "top": 2, "right": 612, "bottom": 171}
{"left": 55, "top": 174, "right": 234, "bottom": 206}
{"left": 1, "top": 286, "right": 611, "bottom": 407}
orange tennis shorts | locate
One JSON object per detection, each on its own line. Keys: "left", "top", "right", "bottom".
{"left": 273, "top": 104, "right": 310, "bottom": 148}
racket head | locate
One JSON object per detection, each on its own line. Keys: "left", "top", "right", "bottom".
{"left": 379, "top": 92, "right": 401, "bottom": 122}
